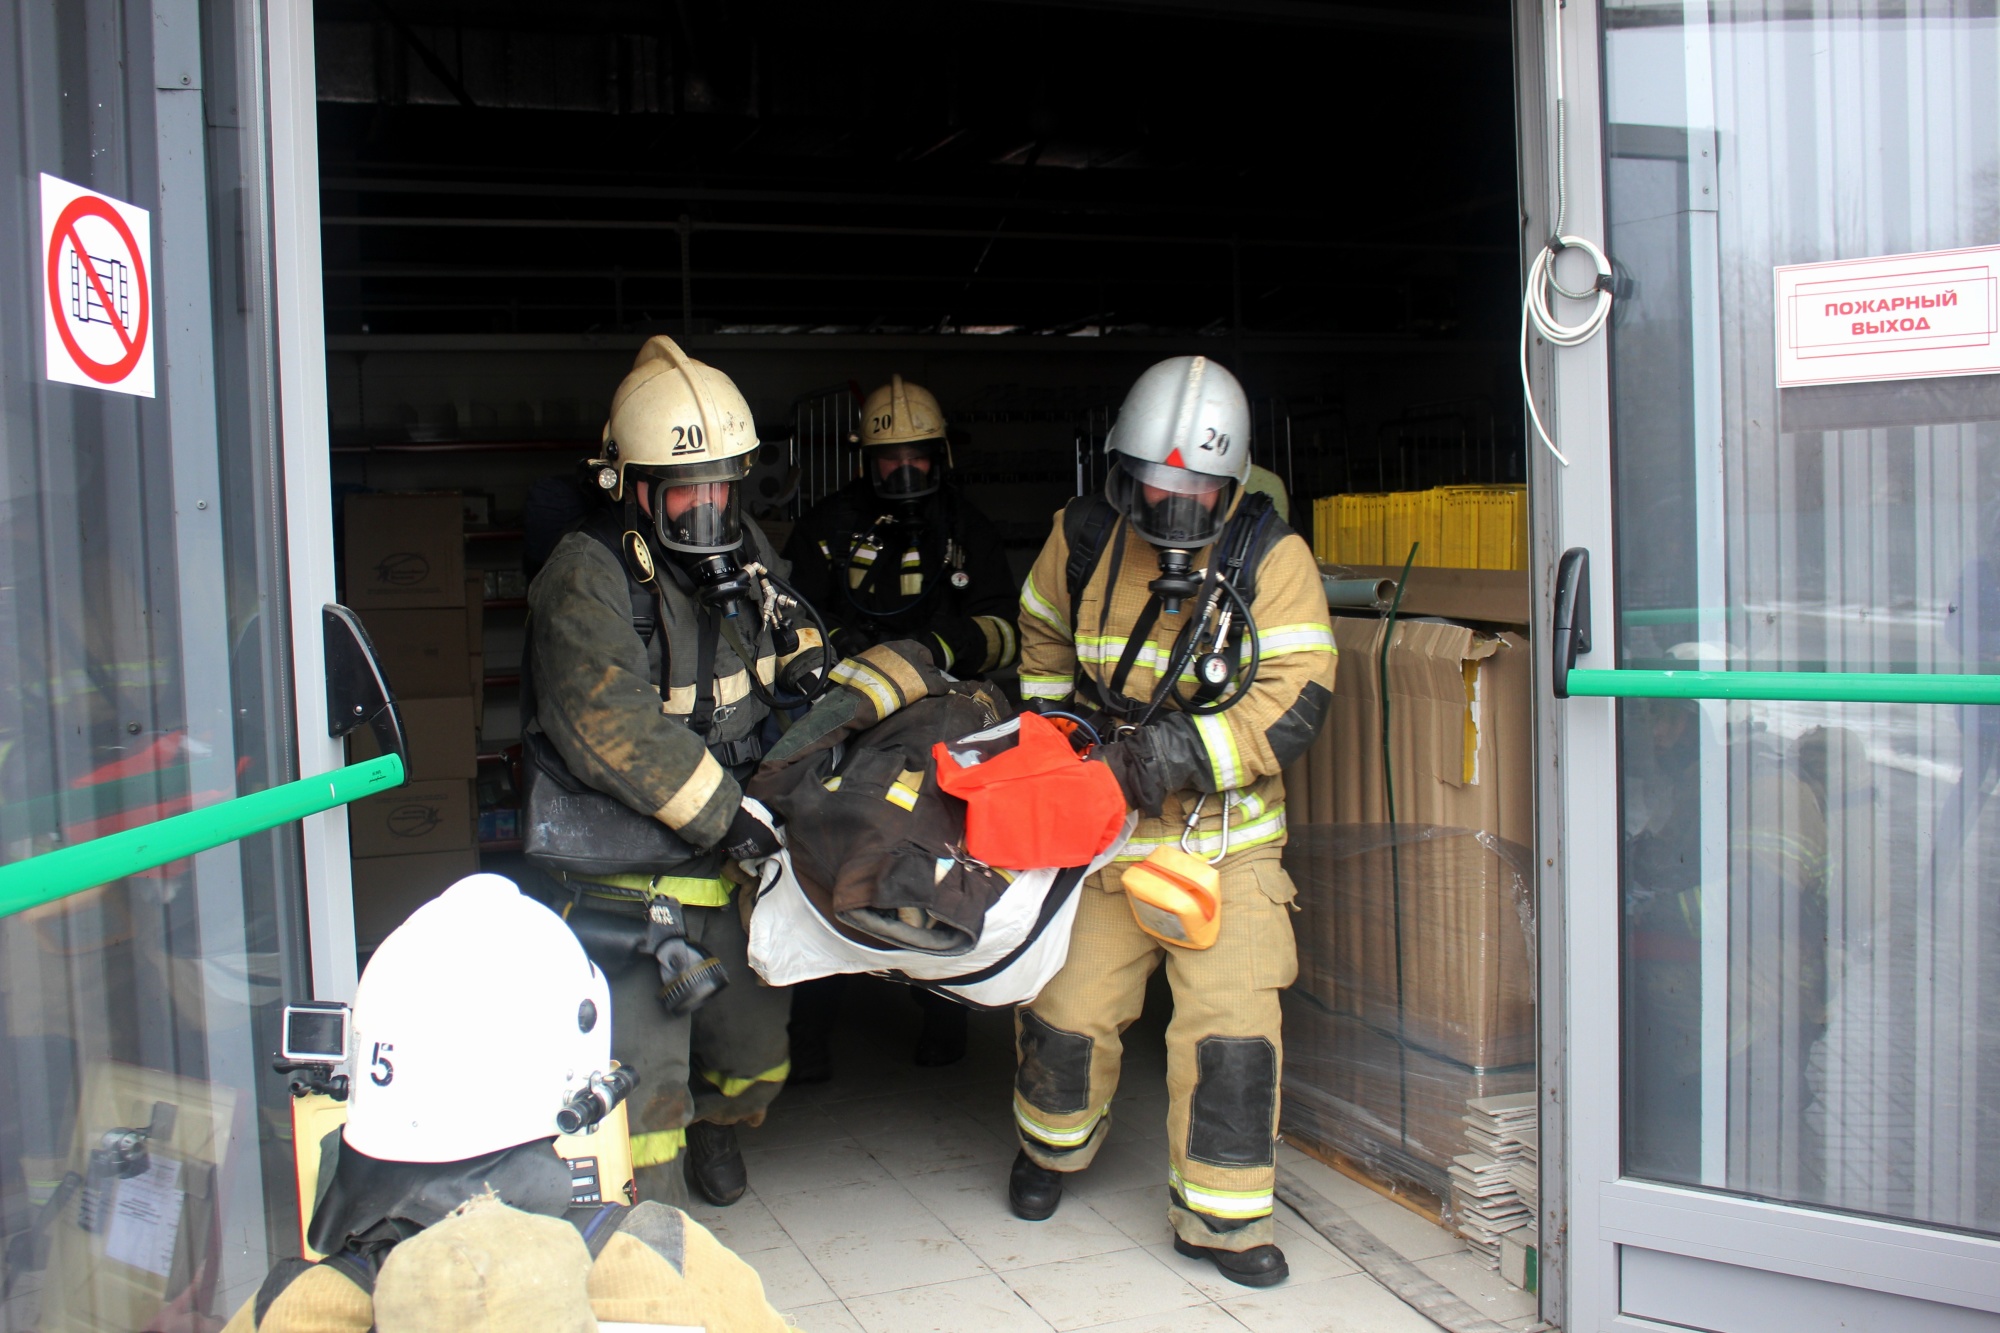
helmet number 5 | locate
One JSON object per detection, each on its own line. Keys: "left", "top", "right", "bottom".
{"left": 1200, "top": 428, "right": 1232, "bottom": 456}
{"left": 370, "top": 1042, "right": 395, "bottom": 1086}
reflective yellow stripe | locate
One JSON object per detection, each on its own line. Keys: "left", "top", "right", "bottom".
{"left": 885, "top": 770, "right": 924, "bottom": 811}
{"left": 1020, "top": 571, "right": 1064, "bottom": 631}
{"left": 656, "top": 749, "right": 727, "bottom": 829}
{"left": 701, "top": 1060, "right": 791, "bottom": 1098}
{"left": 780, "top": 625, "right": 824, "bottom": 668}
{"left": 1170, "top": 1167, "right": 1273, "bottom": 1218}
{"left": 1116, "top": 804, "right": 1286, "bottom": 862}
{"left": 631, "top": 1128, "right": 687, "bottom": 1168}
{"left": 929, "top": 631, "right": 956, "bottom": 673}
{"left": 1020, "top": 672, "right": 1071, "bottom": 700}
{"left": 1193, "top": 713, "right": 1245, "bottom": 790}
{"left": 1015, "top": 1102, "right": 1107, "bottom": 1148}
{"left": 1257, "top": 622, "right": 1337, "bottom": 656}
{"left": 975, "top": 615, "right": 1018, "bottom": 671}
{"left": 577, "top": 874, "right": 736, "bottom": 907}
{"left": 664, "top": 668, "right": 751, "bottom": 715}
{"left": 829, "top": 656, "right": 899, "bottom": 717}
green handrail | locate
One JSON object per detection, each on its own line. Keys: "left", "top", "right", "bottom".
{"left": 0, "top": 754, "right": 405, "bottom": 920}
{"left": 1566, "top": 668, "right": 2000, "bottom": 705}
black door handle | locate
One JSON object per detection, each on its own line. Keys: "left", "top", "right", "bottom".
{"left": 1552, "top": 547, "right": 1591, "bottom": 699}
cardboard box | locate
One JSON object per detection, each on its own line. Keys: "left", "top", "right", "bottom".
{"left": 349, "top": 695, "right": 477, "bottom": 780}
{"left": 359, "top": 608, "right": 473, "bottom": 699}
{"left": 1280, "top": 996, "right": 1533, "bottom": 1195}
{"left": 465, "top": 574, "right": 485, "bottom": 652}
{"left": 1321, "top": 564, "right": 1531, "bottom": 629}
{"left": 1282, "top": 615, "right": 1535, "bottom": 1069}
{"left": 348, "top": 779, "right": 476, "bottom": 859}
{"left": 344, "top": 493, "right": 465, "bottom": 610}
{"left": 352, "top": 848, "right": 480, "bottom": 949}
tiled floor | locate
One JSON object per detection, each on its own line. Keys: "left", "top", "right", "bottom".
{"left": 688, "top": 977, "right": 1542, "bottom": 1333}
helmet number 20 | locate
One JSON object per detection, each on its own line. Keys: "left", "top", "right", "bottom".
{"left": 369, "top": 1042, "right": 395, "bottom": 1086}
{"left": 1199, "top": 428, "right": 1232, "bottom": 456}
{"left": 669, "top": 424, "right": 706, "bottom": 455}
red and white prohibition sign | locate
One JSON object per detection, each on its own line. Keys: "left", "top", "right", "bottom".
{"left": 40, "top": 172, "right": 154, "bottom": 397}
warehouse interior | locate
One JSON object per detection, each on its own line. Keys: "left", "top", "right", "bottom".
{"left": 316, "top": 0, "right": 1544, "bottom": 1321}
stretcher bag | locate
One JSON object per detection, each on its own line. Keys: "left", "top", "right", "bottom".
{"left": 743, "top": 818, "right": 1131, "bottom": 1009}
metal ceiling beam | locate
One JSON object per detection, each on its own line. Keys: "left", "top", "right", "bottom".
{"left": 319, "top": 174, "right": 1353, "bottom": 225}
{"left": 317, "top": 214, "right": 1511, "bottom": 254}
{"left": 964, "top": 0, "right": 1507, "bottom": 39}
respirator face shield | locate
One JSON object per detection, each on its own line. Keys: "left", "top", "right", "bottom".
{"left": 1107, "top": 454, "right": 1235, "bottom": 549}
{"left": 868, "top": 439, "right": 944, "bottom": 502}
{"left": 633, "top": 458, "right": 749, "bottom": 556}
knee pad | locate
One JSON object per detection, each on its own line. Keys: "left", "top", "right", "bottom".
{"left": 1187, "top": 1036, "right": 1276, "bottom": 1167}
{"left": 1015, "top": 1009, "right": 1093, "bottom": 1114}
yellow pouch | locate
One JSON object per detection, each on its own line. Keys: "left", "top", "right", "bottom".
{"left": 1121, "top": 847, "right": 1221, "bottom": 949}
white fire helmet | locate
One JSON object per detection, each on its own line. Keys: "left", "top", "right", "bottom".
{"left": 344, "top": 874, "right": 613, "bottom": 1164}
{"left": 590, "top": 336, "right": 760, "bottom": 555}
{"left": 1103, "top": 356, "right": 1252, "bottom": 548}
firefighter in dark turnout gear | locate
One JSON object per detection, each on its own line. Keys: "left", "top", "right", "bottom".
{"left": 782, "top": 376, "right": 1017, "bottom": 1071}
{"left": 783, "top": 376, "right": 1018, "bottom": 677}
{"left": 525, "top": 337, "right": 824, "bottom": 1209}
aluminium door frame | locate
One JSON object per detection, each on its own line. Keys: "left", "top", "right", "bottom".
{"left": 267, "top": 0, "right": 358, "bottom": 1001}
{"left": 1522, "top": 2, "right": 2000, "bottom": 1328}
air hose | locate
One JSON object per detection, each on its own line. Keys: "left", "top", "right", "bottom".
{"left": 721, "top": 568, "right": 837, "bottom": 712}
{"left": 1520, "top": 0, "right": 1614, "bottom": 467}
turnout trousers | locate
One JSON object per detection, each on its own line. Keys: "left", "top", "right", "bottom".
{"left": 1014, "top": 849, "right": 1299, "bottom": 1251}
{"left": 606, "top": 897, "right": 793, "bottom": 1205}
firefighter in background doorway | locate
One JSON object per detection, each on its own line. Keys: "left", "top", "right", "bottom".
{"left": 1005, "top": 356, "right": 1335, "bottom": 1289}
{"left": 781, "top": 375, "right": 1019, "bottom": 1073}
{"left": 525, "top": 336, "right": 826, "bottom": 1210}
{"left": 223, "top": 874, "right": 798, "bottom": 1331}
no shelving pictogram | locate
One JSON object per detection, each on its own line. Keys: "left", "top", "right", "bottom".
{"left": 40, "top": 173, "right": 154, "bottom": 397}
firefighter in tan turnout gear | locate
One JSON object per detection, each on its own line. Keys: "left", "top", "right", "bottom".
{"left": 1006, "top": 356, "right": 1335, "bottom": 1288}
{"left": 223, "top": 874, "right": 798, "bottom": 1332}
{"left": 524, "top": 336, "right": 826, "bottom": 1210}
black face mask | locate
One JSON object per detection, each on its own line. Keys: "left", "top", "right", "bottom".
{"left": 868, "top": 441, "right": 943, "bottom": 502}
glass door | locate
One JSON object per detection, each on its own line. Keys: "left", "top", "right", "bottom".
{"left": 1543, "top": 2, "right": 2000, "bottom": 1328}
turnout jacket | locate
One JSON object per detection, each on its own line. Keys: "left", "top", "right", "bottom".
{"left": 1016, "top": 499, "right": 1336, "bottom": 862}
{"left": 784, "top": 479, "right": 1019, "bottom": 676}
{"left": 527, "top": 515, "right": 822, "bottom": 858}
{"left": 219, "top": 1201, "right": 799, "bottom": 1332}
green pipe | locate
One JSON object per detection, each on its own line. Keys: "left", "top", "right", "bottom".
{"left": 0, "top": 754, "right": 405, "bottom": 919}
{"left": 1567, "top": 669, "right": 2000, "bottom": 705}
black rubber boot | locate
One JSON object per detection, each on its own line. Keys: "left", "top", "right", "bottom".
{"left": 1172, "top": 1237, "right": 1290, "bottom": 1288}
{"left": 1008, "top": 1150, "right": 1063, "bottom": 1221}
{"left": 684, "top": 1121, "right": 748, "bottom": 1207}
{"left": 912, "top": 989, "right": 968, "bottom": 1067}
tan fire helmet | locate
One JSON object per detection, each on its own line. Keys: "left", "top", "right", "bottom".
{"left": 590, "top": 335, "right": 759, "bottom": 501}
{"left": 854, "top": 374, "right": 949, "bottom": 501}
{"left": 590, "top": 335, "right": 760, "bottom": 554}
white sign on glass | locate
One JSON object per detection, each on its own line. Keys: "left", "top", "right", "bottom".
{"left": 1774, "top": 244, "right": 2000, "bottom": 388}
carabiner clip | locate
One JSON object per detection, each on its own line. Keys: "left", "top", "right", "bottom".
{"left": 1178, "top": 791, "right": 1235, "bottom": 866}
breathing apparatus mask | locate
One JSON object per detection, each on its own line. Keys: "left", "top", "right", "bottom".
{"left": 868, "top": 439, "right": 945, "bottom": 521}
{"left": 1107, "top": 453, "right": 1235, "bottom": 615}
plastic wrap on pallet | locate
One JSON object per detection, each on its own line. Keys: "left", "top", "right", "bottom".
{"left": 1277, "top": 821, "right": 1536, "bottom": 1205}
{"left": 1285, "top": 823, "right": 1535, "bottom": 1068}
{"left": 1282, "top": 990, "right": 1534, "bottom": 1204}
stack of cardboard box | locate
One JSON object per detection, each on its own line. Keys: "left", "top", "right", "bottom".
{"left": 342, "top": 493, "right": 482, "bottom": 949}
{"left": 1279, "top": 613, "right": 1536, "bottom": 1200}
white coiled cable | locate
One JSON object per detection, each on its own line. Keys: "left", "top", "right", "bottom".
{"left": 1521, "top": 2, "right": 1613, "bottom": 468}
